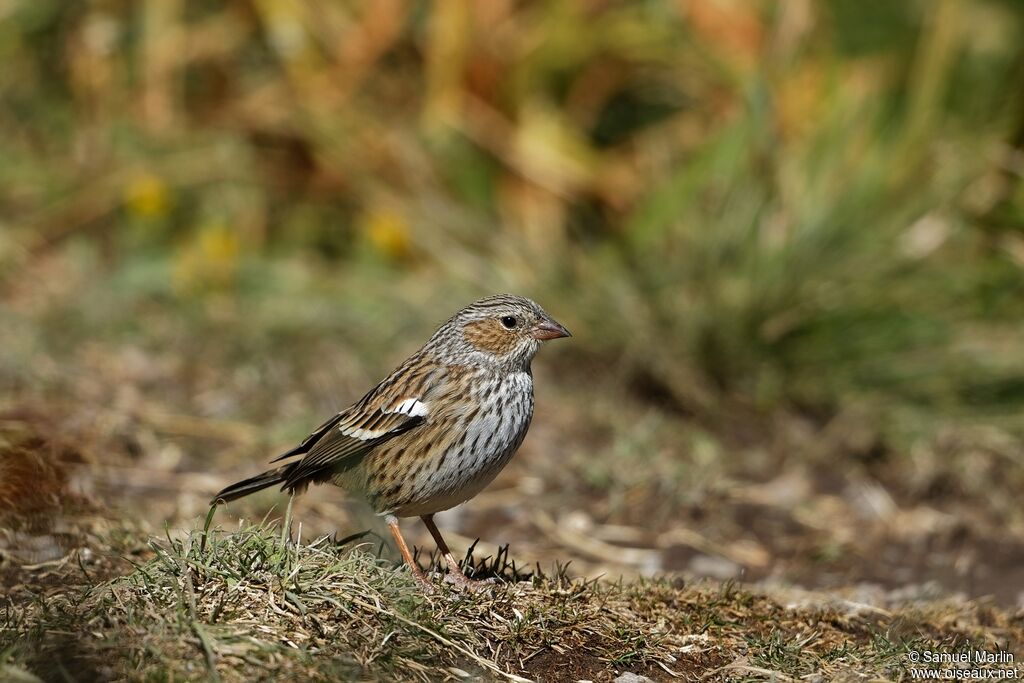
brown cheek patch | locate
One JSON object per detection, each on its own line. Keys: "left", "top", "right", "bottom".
{"left": 462, "top": 319, "right": 518, "bottom": 355}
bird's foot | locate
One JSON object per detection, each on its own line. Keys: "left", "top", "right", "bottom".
{"left": 443, "top": 571, "right": 496, "bottom": 593}
{"left": 415, "top": 578, "right": 437, "bottom": 594}
{"left": 407, "top": 567, "right": 436, "bottom": 594}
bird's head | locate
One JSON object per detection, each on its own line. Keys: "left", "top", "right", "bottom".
{"left": 429, "top": 294, "right": 571, "bottom": 371}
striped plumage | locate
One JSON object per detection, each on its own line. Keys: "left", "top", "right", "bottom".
{"left": 213, "top": 294, "right": 570, "bottom": 590}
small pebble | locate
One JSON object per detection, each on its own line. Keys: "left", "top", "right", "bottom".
{"left": 613, "top": 674, "right": 655, "bottom": 683}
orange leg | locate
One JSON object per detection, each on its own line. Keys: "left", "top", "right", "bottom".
{"left": 420, "top": 514, "right": 490, "bottom": 591}
{"left": 385, "top": 515, "right": 432, "bottom": 591}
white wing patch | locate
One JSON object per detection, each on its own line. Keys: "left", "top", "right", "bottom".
{"left": 390, "top": 398, "right": 429, "bottom": 417}
{"left": 337, "top": 398, "right": 428, "bottom": 441}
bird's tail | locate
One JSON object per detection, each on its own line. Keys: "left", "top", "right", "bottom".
{"left": 211, "top": 467, "right": 288, "bottom": 505}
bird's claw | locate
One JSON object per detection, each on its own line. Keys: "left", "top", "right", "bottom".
{"left": 443, "top": 572, "right": 496, "bottom": 593}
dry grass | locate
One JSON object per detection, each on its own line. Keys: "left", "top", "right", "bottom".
{"left": 2, "top": 518, "right": 1021, "bottom": 682}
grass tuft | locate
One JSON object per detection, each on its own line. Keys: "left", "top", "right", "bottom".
{"left": 3, "top": 522, "right": 1021, "bottom": 681}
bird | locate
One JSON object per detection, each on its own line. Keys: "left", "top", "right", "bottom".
{"left": 212, "top": 294, "right": 571, "bottom": 590}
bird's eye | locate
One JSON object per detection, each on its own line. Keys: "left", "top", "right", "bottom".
{"left": 500, "top": 315, "right": 518, "bottom": 329}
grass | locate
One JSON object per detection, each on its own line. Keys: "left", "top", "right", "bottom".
{"left": 2, "top": 520, "right": 1021, "bottom": 682}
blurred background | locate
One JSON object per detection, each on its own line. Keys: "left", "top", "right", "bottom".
{"left": 2, "top": 0, "right": 1024, "bottom": 606}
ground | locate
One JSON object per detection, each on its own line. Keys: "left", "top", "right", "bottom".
{"left": 4, "top": 517, "right": 1022, "bottom": 682}
{"left": 1, "top": 397, "right": 1022, "bottom": 681}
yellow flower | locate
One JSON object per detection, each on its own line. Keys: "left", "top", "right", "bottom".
{"left": 362, "top": 208, "right": 411, "bottom": 261}
{"left": 173, "top": 224, "right": 240, "bottom": 294}
{"left": 123, "top": 172, "right": 170, "bottom": 218}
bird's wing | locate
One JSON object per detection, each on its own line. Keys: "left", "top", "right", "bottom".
{"left": 270, "top": 412, "right": 346, "bottom": 463}
{"left": 269, "top": 354, "right": 446, "bottom": 490}
{"left": 279, "top": 402, "right": 426, "bottom": 489}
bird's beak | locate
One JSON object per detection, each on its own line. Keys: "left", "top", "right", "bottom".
{"left": 532, "top": 317, "right": 572, "bottom": 341}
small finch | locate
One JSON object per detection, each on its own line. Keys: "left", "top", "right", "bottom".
{"left": 213, "top": 294, "right": 571, "bottom": 590}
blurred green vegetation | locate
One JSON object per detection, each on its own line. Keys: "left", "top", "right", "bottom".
{"left": 3, "top": 0, "right": 1024, "bottom": 436}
